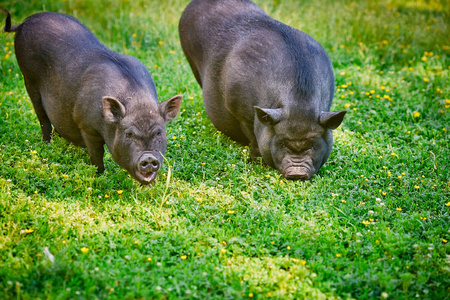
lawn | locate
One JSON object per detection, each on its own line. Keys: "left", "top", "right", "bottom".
{"left": 0, "top": 0, "right": 449, "bottom": 299}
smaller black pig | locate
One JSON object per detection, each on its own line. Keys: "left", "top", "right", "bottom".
{"left": 179, "top": 0, "right": 345, "bottom": 180}
{"left": 3, "top": 9, "right": 182, "bottom": 185}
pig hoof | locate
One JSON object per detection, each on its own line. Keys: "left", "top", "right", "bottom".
{"left": 283, "top": 167, "right": 311, "bottom": 181}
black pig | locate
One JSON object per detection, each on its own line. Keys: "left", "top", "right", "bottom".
{"left": 179, "top": 0, "right": 346, "bottom": 180}
{"left": 3, "top": 9, "right": 182, "bottom": 185}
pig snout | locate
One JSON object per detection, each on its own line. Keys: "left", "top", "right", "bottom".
{"left": 283, "top": 166, "right": 312, "bottom": 181}
{"left": 139, "top": 153, "right": 160, "bottom": 173}
{"left": 281, "top": 156, "right": 313, "bottom": 181}
{"left": 135, "top": 152, "right": 161, "bottom": 184}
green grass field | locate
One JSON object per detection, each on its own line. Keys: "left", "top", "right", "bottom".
{"left": 0, "top": 0, "right": 449, "bottom": 299}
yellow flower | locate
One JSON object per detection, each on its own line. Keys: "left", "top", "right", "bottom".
{"left": 396, "top": 208, "right": 402, "bottom": 211}
{"left": 201, "top": 162, "right": 206, "bottom": 166}
{"left": 362, "top": 220, "right": 371, "bottom": 225}
{"left": 172, "top": 136, "right": 177, "bottom": 140}
{"left": 443, "top": 239, "right": 448, "bottom": 243}
{"left": 445, "top": 202, "right": 450, "bottom": 207}
{"left": 423, "top": 78, "right": 430, "bottom": 82}
{"left": 25, "top": 229, "right": 34, "bottom": 234}
{"left": 81, "top": 247, "right": 89, "bottom": 253}
{"left": 104, "top": 194, "right": 109, "bottom": 198}
{"left": 196, "top": 198, "right": 202, "bottom": 202}
{"left": 287, "top": 246, "right": 291, "bottom": 250}
{"left": 398, "top": 175, "right": 402, "bottom": 179}
{"left": 414, "top": 185, "right": 420, "bottom": 189}
{"left": 181, "top": 255, "right": 187, "bottom": 260}
{"left": 134, "top": 240, "right": 139, "bottom": 244}
{"left": 370, "top": 90, "right": 375, "bottom": 94}
{"left": 341, "top": 200, "right": 346, "bottom": 203}
{"left": 227, "top": 210, "right": 235, "bottom": 214}
{"left": 336, "top": 253, "right": 341, "bottom": 258}
{"left": 220, "top": 248, "right": 227, "bottom": 253}
{"left": 147, "top": 257, "right": 152, "bottom": 262}
{"left": 249, "top": 293, "right": 254, "bottom": 298}
{"left": 132, "top": 33, "right": 137, "bottom": 38}
{"left": 299, "top": 260, "right": 306, "bottom": 265}
{"left": 421, "top": 56, "right": 428, "bottom": 62}
{"left": 117, "top": 190, "right": 123, "bottom": 195}
{"left": 158, "top": 40, "right": 163, "bottom": 45}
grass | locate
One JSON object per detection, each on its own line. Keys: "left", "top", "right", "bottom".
{"left": 0, "top": 0, "right": 449, "bottom": 299}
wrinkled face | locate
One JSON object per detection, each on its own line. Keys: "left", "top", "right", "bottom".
{"left": 254, "top": 107, "right": 346, "bottom": 180}
{"left": 112, "top": 115, "right": 167, "bottom": 185}
{"left": 257, "top": 121, "right": 332, "bottom": 180}
{"left": 103, "top": 95, "right": 182, "bottom": 185}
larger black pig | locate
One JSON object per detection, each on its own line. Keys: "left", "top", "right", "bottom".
{"left": 179, "top": 0, "right": 346, "bottom": 180}
{"left": 3, "top": 9, "right": 182, "bottom": 185}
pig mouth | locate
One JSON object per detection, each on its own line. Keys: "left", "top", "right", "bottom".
{"left": 283, "top": 166, "right": 312, "bottom": 181}
{"left": 135, "top": 171, "right": 158, "bottom": 185}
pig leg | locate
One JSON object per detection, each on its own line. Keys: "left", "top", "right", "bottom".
{"left": 24, "top": 83, "right": 52, "bottom": 142}
{"left": 81, "top": 131, "right": 105, "bottom": 173}
{"left": 239, "top": 121, "right": 261, "bottom": 160}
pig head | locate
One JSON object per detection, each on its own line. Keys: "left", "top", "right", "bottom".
{"left": 254, "top": 107, "right": 346, "bottom": 180}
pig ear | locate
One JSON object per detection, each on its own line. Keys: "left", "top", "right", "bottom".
{"left": 159, "top": 94, "right": 182, "bottom": 122}
{"left": 103, "top": 96, "right": 126, "bottom": 122}
{"left": 255, "top": 106, "right": 282, "bottom": 125}
{"left": 319, "top": 110, "right": 347, "bottom": 129}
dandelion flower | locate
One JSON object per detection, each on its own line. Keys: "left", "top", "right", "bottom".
{"left": 25, "top": 229, "right": 34, "bottom": 234}
{"left": 220, "top": 248, "right": 227, "bottom": 253}
{"left": 227, "top": 210, "right": 235, "bottom": 214}
{"left": 414, "top": 185, "right": 420, "bottom": 189}
{"left": 396, "top": 208, "right": 402, "bottom": 211}
{"left": 362, "top": 220, "right": 371, "bottom": 225}
{"left": 117, "top": 190, "right": 123, "bottom": 195}
{"left": 81, "top": 247, "right": 89, "bottom": 253}
{"left": 299, "top": 260, "right": 306, "bottom": 265}
{"left": 336, "top": 253, "right": 341, "bottom": 258}
{"left": 181, "top": 255, "right": 187, "bottom": 260}
{"left": 287, "top": 246, "right": 291, "bottom": 250}
{"left": 443, "top": 239, "right": 448, "bottom": 243}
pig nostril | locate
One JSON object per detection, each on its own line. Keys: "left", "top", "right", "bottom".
{"left": 139, "top": 155, "right": 160, "bottom": 172}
